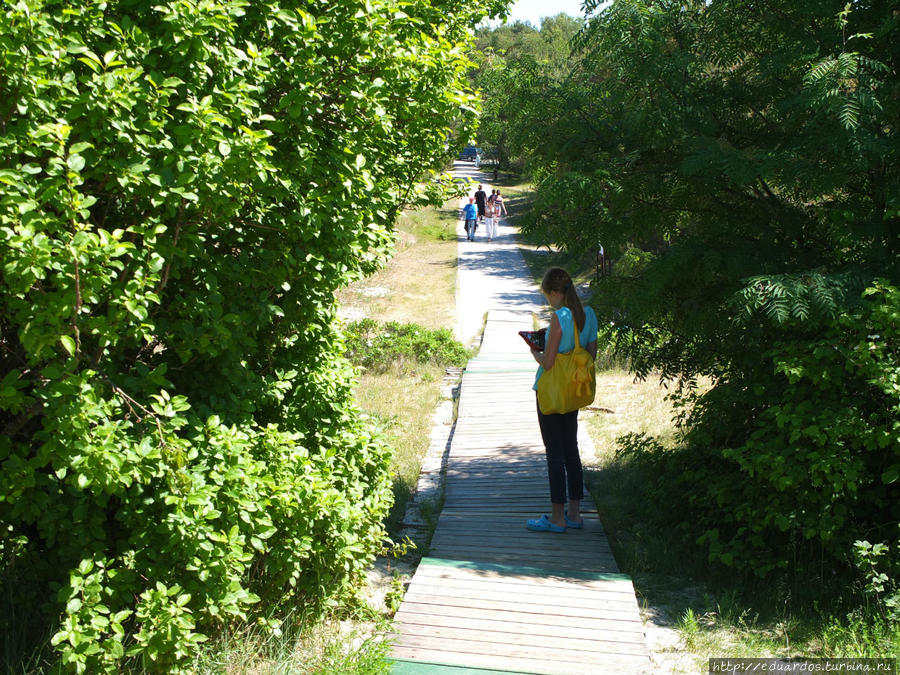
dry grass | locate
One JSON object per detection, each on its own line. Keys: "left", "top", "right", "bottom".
{"left": 193, "top": 614, "right": 392, "bottom": 675}
{"left": 337, "top": 205, "right": 457, "bottom": 330}
{"left": 582, "top": 370, "right": 680, "bottom": 462}
{"left": 354, "top": 363, "right": 446, "bottom": 531}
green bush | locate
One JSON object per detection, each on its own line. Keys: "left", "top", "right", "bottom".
{"left": 491, "top": 0, "right": 899, "bottom": 596}
{"left": 343, "top": 319, "right": 470, "bottom": 373}
{"left": 621, "top": 282, "right": 900, "bottom": 583}
{"left": 0, "top": 0, "right": 503, "bottom": 671}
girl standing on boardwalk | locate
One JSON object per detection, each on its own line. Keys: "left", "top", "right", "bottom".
{"left": 526, "top": 267, "right": 598, "bottom": 533}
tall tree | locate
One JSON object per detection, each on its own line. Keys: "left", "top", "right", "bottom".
{"left": 472, "top": 14, "right": 584, "bottom": 176}
{"left": 508, "top": 0, "right": 900, "bottom": 581}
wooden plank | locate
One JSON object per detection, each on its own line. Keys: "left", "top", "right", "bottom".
{"left": 434, "top": 518, "right": 602, "bottom": 530}
{"left": 393, "top": 633, "right": 647, "bottom": 663}
{"left": 428, "top": 537, "right": 612, "bottom": 556}
{"left": 427, "top": 543, "right": 617, "bottom": 564}
{"left": 399, "top": 589, "right": 643, "bottom": 621}
{"left": 441, "top": 474, "right": 547, "bottom": 482}
{"left": 428, "top": 534, "right": 613, "bottom": 556}
{"left": 433, "top": 515, "right": 602, "bottom": 528}
{"left": 392, "top": 635, "right": 649, "bottom": 668}
{"left": 425, "top": 550, "right": 620, "bottom": 573}
{"left": 403, "top": 579, "right": 640, "bottom": 613}
{"left": 428, "top": 519, "right": 607, "bottom": 536}
{"left": 445, "top": 447, "right": 543, "bottom": 455}
{"left": 390, "top": 659, "right": 527, "bottom": 675}
{"left": 394, "top": 609, "right": 645, "bottom": 642}
{"left": 391, "top": 624, "right": 647, "bottom": 654}
{"left": 391, "top": 647, "right": 648, "bottom": 675}
{"left": 413, "top": 559, "right": 633, "bottom": 589}
{"left": 388, "top": 657, "right": 532, "bottom": 675}
{"left": 403, "top": 574, "right": 636, "bottom": 604}
{"left": 441, "top": 476, "right": 552, "bottom": 484}
{"left": 427, "top": 539, "right": 612, "bottom": 557}
{"left": 443, "top": 488, "right": 548, "bottom": 499}
{"left": 395, "top": 601, "right": 640, "bottom": 631}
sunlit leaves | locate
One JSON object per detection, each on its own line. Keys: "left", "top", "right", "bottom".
{"left": 0, "top": 0, "right": 507, "bottom": 671}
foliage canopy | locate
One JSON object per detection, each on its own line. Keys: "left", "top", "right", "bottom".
{"left": 0, "top": 0, "right": 505, "bottom": 671}
{"left": 477, "top": 0, "right": 900, "bottom": 588}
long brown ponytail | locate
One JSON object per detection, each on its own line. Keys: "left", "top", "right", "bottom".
{"left": 541, "top": 267, "right": 585, "bottom": 332}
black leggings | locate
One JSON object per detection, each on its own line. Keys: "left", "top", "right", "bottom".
{"left": 536, "top": 397, "right": 583, "bottom": 504}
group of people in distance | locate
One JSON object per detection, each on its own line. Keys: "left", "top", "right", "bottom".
{"left": 463, "top": 184, "right": 507, "bottom": 242}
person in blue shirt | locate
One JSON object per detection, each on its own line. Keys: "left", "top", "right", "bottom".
{"left": 526, "top": 267, "right": 598, "bottom": 533}
{"left": 462, "top": 197, "right": 478, "bottom": 241}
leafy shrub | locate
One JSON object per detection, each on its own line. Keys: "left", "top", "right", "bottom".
{"left": 343, "top": 319, "right": 470, "bottom": 373}
{"left": 495, "top": 0, "right": 899, "bottom": 598}
{"left": 854, "top": 536, "right": 900, "bottom": 623}
{"left": 0, "top": 0, "right": 503, "bottom": 671}
{"left": 622, "top": 282, "right": 900, "bottom": 583}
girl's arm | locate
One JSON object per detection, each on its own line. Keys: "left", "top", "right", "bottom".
{"left": 531, "top": 313, "right": 562, "bottom": 369}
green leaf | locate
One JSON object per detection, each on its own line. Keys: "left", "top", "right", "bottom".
{"left": 60, "top": 335, "right": 76, "bottom": 355}
{"left": 67, "top": 154, "right": 86, "bottom": 172}
{"left": 70, "top": 141, "right": 93, "bottom": 154}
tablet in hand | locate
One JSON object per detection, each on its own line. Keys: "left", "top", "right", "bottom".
{"left": 518, "top": 329, "right": 546, "bottom": 351}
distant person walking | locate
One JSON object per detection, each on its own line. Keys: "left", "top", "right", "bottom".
{"left": 493, "top": 190, "right": 507, "bottom": 221}
{"left": 525, "top": 267, "right": 598, "bottom": 533}
{"left": 474, "top": 185, "right": 487, "bottom": 223}
{"left": 484, "top": 204, "right": 496, "bottom": 243}
{"left": 463, "top": 197, "right": 478, "bottom": 242}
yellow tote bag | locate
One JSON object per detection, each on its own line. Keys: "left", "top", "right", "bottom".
{"left": 537, "top": 315, "right": 596, "bottom": 415}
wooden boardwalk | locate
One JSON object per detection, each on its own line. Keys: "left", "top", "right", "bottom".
{"left": 390, "top": 310, "right": 651, "bottom": 674}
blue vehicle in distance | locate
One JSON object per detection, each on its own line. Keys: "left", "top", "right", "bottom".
{"left": 458, "top": 146, "right": 480, "bottom": 161}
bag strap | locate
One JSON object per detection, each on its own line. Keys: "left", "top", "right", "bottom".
{"left": 566, "top": 309, "right": 582, "bottom": 350}
{"left": 559, "top": 308, "right": 582, "bottom": 351}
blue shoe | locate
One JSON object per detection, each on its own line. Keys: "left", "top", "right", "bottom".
{"left": 564, "top": 510, "right": 584, "bottom": 529}
{"left": 526, "top": 514, "right": 565, "bottom": 533}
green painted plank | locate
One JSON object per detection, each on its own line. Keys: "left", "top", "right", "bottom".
{"left": 390, "top": 658, "right": 537, "bottom": 674}
{"left": 419, "top": 556, "right": 631, "bottom": 582}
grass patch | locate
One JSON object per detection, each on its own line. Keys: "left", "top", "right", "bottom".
{"left": 344, "top": 320, "right": 469, "bottom": 374}
{"left": 336, "top": 203, "right": 457, "bottom": 331}
{"left": 399, "top": 202, "right": 458, "bottom": 242}
{"left": 585, "top": 370, "right": 679, "bottom": 455}
{"left": 191, "top": 611, "right": 393, "bottom": 675}
{"left": 355, "top": 362, "right": 447, "bottom": 534}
